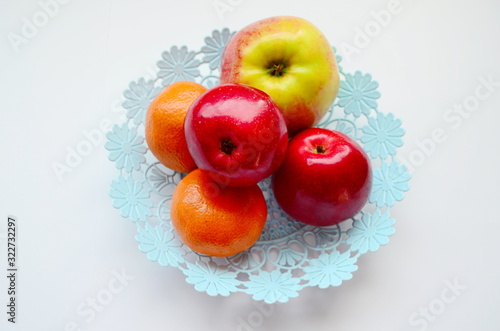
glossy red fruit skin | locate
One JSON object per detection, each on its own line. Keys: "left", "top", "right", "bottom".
{"left": 184, "top": 83, "right": 288, "bottom": 187}
{"left": 272, "top": 128, "right": 372, "bottom": 226}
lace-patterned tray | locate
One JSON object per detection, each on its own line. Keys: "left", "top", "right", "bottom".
{"left": 105, "top": 28, "right": 411, "bottom": 304}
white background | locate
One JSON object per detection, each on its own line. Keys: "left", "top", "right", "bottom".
{"left": 1, "top": 0, "right": 500, "bottom": 330}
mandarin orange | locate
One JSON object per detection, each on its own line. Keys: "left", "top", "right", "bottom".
{"left": 170, "top": 169, "right": 267, "bottom": 257}
{"left": 145, "top": 81, "right": 206, "bottom": 173}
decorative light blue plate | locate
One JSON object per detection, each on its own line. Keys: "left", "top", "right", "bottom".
{"left": 105, "top": 29, "right": 411, "bottom": 304}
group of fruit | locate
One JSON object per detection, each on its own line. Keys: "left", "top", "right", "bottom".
{"left": 145, "top": 16, "right": 372, "bottom": 257}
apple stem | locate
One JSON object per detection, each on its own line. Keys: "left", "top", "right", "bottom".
{"left": 314, "top": 145, "right": 326, "bottom": 154}
{"left": 267, "top": 61, "right": 286, "bottom": 77}
{"left": 220, "top": 138, "right": 237, "bottom": 155}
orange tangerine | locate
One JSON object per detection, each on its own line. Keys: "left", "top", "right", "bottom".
{"left": 145, "top": 81, "right": 206, "bottom": 173}
{"left": 170, "top": 169, "right": 267, "bottom": 257}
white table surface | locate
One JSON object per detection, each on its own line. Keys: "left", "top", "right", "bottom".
{"left": 1, "top": 0, "right": 500, "bottom": 330}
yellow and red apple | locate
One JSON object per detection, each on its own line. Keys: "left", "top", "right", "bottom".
{"left": 220, "top": 16, "right": 340, "bottom": 136}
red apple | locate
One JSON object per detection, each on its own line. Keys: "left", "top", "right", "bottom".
{"left": 184, "top": 83, "right": 288, "bottom": 187}
{"left": 272, "top": 128, "right": 372, "bottom": 226}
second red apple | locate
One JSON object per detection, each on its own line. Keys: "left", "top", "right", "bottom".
{"left": 272, "top": 128, "right": 372, "bottom": 226}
